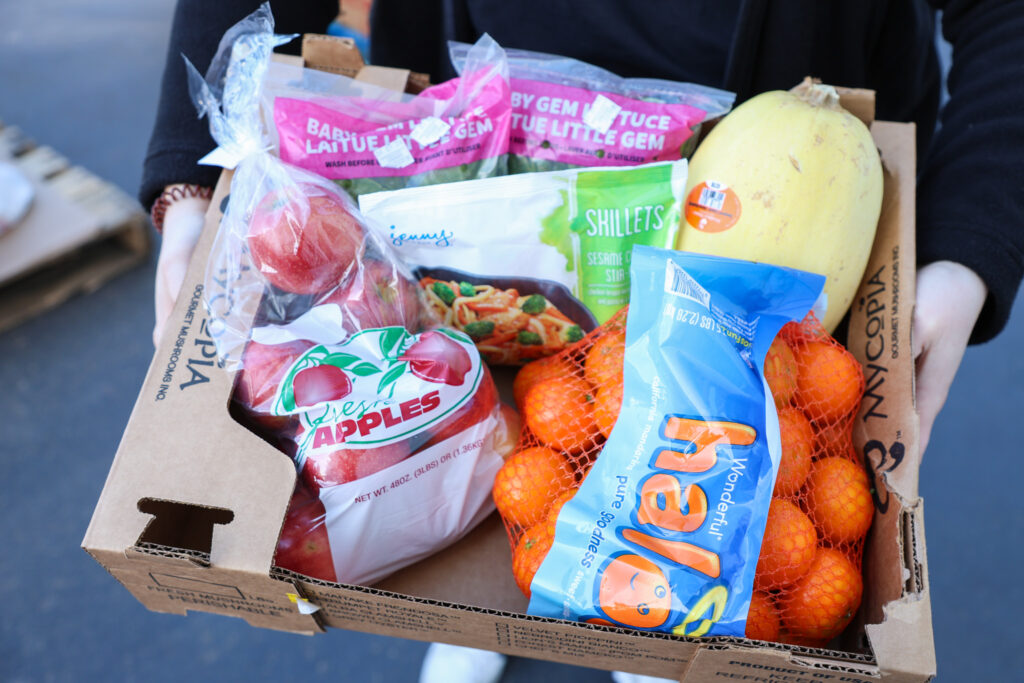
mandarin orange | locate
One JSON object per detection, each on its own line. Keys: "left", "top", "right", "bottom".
{"left": 745, "top": 591, "right": 782, "bottom": 642}
{"left": 794, "top": 341, "right": 863, "bottom": 424}
{"left": 813, "top": 419, "right": 854, "bottom": 459}
{"left": 584, "top": 327, "right": 625, "bottom": 389}
{"left": 779, "top": 547, "right": 863, "bottom": 641}
{"left": 523, "top": 376, "right": 602, "bottom": 453}
{"left": 774, "top": 407, "right": 814, "bottom": 497}
{"left": 513, "top": 355, "right": 578, "bottom": 408}
{"left": 545, "top": 489, "right": 577, "bottom": 538}
{"left": 754, "top": 499, "right": 818, "bottom": 591}
{"left": 594, "top": 380, "right": 624, "bottom": 439}
{"left": 764, "top": 336, "right": 799, "bottom": 408}
{"left": 512, "top": 524, "right": 554, "bottom": 598}
{"left": 805, "top": 456, "right": 874, "bottom": 545}
{"left": 493, "top": 446, "right": 573, "bottom": 530}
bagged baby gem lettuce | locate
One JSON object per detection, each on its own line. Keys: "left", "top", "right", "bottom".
{"left": 189, "top": 6, "right": 514, "bottom": 585}
{"left": 358, "top": 160, "right": 687, "bottom": 364}
{"left": 526, "top": 247, "right": 824, "bottom": 636}
{"left": 268, "top": 34, "right": 511, "bottom": 198}
{"left": 449, "top": 43, "right": 733, "bottom": 174}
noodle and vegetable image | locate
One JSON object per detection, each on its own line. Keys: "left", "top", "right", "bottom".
{"left": 421, "top": 277, "right": 585, "bottom": 364}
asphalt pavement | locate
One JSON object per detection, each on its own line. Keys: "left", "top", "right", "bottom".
{"left": 1, "top": 2, "right": 1021, "bottom": 681}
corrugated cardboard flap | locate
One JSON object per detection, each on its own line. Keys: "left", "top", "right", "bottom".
{"left": 864, "top": 501, "right": 935, "bottom": 679}
{"left": 83, "top": 171, "right": 295, "bottom": 577}
{"left": 846, "top": 120, "right": 934, "bottom": 680}
{"left": 301, "top": 33, "right": 365, "bottom": 78}
{"left": 82, "top": 170, "right": 324, "bottom": 633}
{"left": 682, "top": 644, "right": 882, "bottom": 683}
{"left": 300, "top": 33, "right": 430, "bottom": 93}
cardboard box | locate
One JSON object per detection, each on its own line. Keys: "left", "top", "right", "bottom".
{"left": 83, "top": 92, "right": 935, "bottom": 681}
{"left": 0, "top": 120, "right": 150, "bottom": 333}
{"left": 300, "top": 33, "right": 430, "bottom": 93}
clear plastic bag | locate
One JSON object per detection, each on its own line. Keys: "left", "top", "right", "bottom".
{"left": 449, "top": 42, "right": 734, "bottom": 173}
{"left": 266, "top": 34, "right": 511, "bottom": 198}
{"left": 187, "top": 4, "right": 513, "bottom": 585}
{"left": 359, "top": 160, "right": 688, "bottom": 364}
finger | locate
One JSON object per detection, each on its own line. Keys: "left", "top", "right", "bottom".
{"left": 154, "top": 276, "right": 172, "bottom": 347}
{"left": 911, "top": 319, "right": 924, "bottom": 360}
{"left": 153, "top": 242, "right": 194, "bottom": 347}
{"left": 164, "top": 255, "right": 190, "bottom": 303}
{"left": 914, "top": 354, "right": 935, "bottom": 457}
{"left": 914, "top": 335, "right": 966, "bottom": 458}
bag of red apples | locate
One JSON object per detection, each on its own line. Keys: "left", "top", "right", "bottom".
{"left": 186, "top": 7, "right": 516, "bottom": 584}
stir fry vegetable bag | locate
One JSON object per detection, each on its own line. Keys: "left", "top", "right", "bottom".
{"left": 188, "top": 5, "right": 513, "bottom": 585}
{"left": 358, "top": 160, "right": 687, "bottom": 364}
{"left": 519, "top": 247, "right": 824, "bottom": 636}
{"left": 449, "top": 43, "right": 733, "bottom": 174}
{"left": 268, "top": 34, "right": 511, "bottom": 198}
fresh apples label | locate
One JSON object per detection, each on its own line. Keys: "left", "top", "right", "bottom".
{"left": 272, "top": 327, "right": 482, "bottom": 461}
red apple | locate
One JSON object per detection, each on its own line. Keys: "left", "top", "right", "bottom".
{"left": 274, "top": 484, "right": 337, "bottom": 582}
{"left": 301, "top": 440, "right": 411, "bottom": 492}
{"left": 352, "top": 442, "right": 413, "bottom": 479}
{"left": 399, "top": 330, "right": 473, "bottom": 386}
{"left": 228, "top": 399, "right": 300, "bottom": 455}
{"left": 247, "top": 183, "right": 365, "bottom": 295}
{"left": 235, "top": 339, "right": 313, "bottom": 410}
{"left": 232, "top": 339, "right": 313, "bottom": 432}
{"left": 316, "top": 258, "right": 425, "bottom": 333}
{"left": 422, "top": 364, "right": 497, "bottom": 449}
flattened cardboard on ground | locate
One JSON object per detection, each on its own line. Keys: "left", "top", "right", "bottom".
{"left": 83, "top": 106, "right": 934, "bottom": 681}
{"left": 0, "top": 121, "right": 149, "bottom": 333}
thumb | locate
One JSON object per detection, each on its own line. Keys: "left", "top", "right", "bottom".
{"left": 164, "top": 253, "right": 191, "bottom": 303}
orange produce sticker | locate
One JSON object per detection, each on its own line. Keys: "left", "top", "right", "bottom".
{"left": 685, "top": 181, "right": 741, "bottom": 233}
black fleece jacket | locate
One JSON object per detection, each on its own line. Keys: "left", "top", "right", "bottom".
{"left": 140, "top": 0, "right": 1024, "bottom": 343}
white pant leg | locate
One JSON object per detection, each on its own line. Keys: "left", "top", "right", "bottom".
{"left": 419, "top": 643, "right": 507, "bottom": 683}
{"left": 610, "top": 671, "right": 676, "bottom": 683}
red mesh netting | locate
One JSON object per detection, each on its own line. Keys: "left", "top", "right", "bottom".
{"left": 749, "top": 319, "right": 869, "bottom": 647}
{"left": 494, "top": 309, "right": 870, "bottom": 647}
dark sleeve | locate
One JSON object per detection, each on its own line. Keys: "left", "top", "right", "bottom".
{"left": 369, "top": 0, "right": 449, "bottom": 77}
{"left": 138, "top": 0, "right": 337, "bottom": 210}
{"left": 918, "top": 0, "right": 1024, "bottom": 343}
{"left": 370, "top": 0, "right": 478, "bottom": 82}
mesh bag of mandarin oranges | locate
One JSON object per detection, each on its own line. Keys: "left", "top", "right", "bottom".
{"left": 494, "top": 246, "right": 870, "bottom": 647}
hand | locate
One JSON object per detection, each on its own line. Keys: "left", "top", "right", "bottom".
{"left": 912, "top": 261, "right": 987, "bottom": 456}
{"left": 153, "top": 191, "right": 210, "bottom": 346}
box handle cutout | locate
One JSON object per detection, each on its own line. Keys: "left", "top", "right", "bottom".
{"left": 901, "top": 508, "right": 925, "bottom": 596}
{"left": 137, "top": 498, "right": 235, "bottom": 555}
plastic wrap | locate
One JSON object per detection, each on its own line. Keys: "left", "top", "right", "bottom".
{"left": 359, "top": 160, "right": 688, "bottom": 364}
{"left": 267, "top": 34, "right": 511, "bottom": 198}
{"left": 449, "top": 42, "right": 734, "bottom": 173}
{"left": 188, "top": 5, "right": 513, "bottom": 585}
